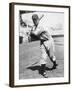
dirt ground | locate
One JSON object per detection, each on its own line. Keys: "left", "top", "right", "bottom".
{"left": 19, "top": 37, "right": 64, "bottom": 79}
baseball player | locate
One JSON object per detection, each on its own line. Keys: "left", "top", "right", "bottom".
{"left": 30, "top": 14, "right": 58, "bottom": 78}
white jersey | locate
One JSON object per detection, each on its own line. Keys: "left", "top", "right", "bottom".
{"left": 32, "top": 24, "right": 52, "bottom": 41}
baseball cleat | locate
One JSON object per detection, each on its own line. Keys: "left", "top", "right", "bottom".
{"left": 42, "top": 72, "right": 48, "bottom": 78}
{"left": 52, "top": 63, "right": 58, "bottom": 69}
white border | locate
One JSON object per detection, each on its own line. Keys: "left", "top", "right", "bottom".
{"left": 14, "top": 5, "right": 69, "bottom": 86}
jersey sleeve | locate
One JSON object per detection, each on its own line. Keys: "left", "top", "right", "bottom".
{"left": 33, "top": 27, "right": 42, "bottom": 35}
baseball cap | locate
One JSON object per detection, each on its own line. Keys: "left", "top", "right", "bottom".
{"left": 32, "top": 14, "right": 39, "bottom": 20}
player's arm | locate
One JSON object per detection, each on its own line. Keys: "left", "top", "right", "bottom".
{"left": 31, "top": 27, "right": 41, "bottom": 36}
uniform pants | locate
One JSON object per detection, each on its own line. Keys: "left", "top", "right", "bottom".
{"left": 40, "top": 38, "right": 56, "bottom": 65}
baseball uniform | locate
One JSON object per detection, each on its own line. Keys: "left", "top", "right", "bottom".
{"left": 31, "top": 23, "right": 56, "bottom": 65}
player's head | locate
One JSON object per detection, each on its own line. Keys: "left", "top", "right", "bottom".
{"left": 32, "top": 14, "right": 39, "bottom": 26}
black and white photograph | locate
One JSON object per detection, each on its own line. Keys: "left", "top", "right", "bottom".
{"left": 9, "top": 3, "right": 70, "bottom": 87}
{"left": 19, "top": 10, "right": 64, "bottom": 79}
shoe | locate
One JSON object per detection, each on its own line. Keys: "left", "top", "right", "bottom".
{"left": 42, "top": 72, "right": 48, "bottom": 78}
{"left": 52, "top": 61, "right": 58, "bottom": 69}
{"left": 52, "top": 65, "right": 57, "bottom": 69}
{"left": 39, "top": 64, "right": 48, "bottom": 78}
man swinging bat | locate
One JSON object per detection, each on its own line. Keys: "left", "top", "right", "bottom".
{"left": 30, "top": 14, "right": 58, "bottom": 78}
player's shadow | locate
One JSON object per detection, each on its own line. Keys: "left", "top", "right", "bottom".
{"left": 26, "top": 65, "right": 54, "bottom": 74}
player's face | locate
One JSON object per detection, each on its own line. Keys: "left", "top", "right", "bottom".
{"left": 33, "top": 19, "right": 39, "bottom": 26}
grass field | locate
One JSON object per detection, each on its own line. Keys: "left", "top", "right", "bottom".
{"left": 19, "top": 36, "right": 64, "bottom": 79}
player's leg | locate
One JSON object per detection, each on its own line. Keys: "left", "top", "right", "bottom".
{"left": 49, "top": 55, "right": 57, "bottom": 69}
{"left": 39, "top": 43, "right": 48, "bottom": 78}
{"left": 48, "top": 39, "right": 58, "bottom": 69}
{"left": 44, "top": 39, "right": 58, "bottom": 69}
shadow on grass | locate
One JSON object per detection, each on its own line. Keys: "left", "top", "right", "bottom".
{"left": 26, "top": 65, "right": 54, "bottom": 75}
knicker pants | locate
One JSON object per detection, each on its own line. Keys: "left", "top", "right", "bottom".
{"left": 40, "top": 38, "right": 56, "bottom": 65}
